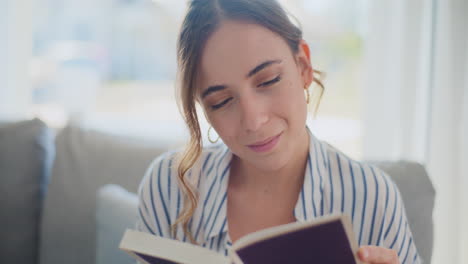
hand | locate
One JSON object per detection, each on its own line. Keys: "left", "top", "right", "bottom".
{"left": 358, "top": 246, "right": 400, "bottom": 264}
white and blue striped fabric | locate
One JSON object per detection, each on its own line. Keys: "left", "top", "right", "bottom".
{"left": 136, "top": 128, "right": 421, "bottom": 264}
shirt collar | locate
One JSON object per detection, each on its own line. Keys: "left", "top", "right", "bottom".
{"left": 293, "top": 127, "right": 329, "bottom": 221}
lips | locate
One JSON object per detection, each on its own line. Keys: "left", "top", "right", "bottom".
{"left": 247, "top": 132, "right": 282, "bottom": 153}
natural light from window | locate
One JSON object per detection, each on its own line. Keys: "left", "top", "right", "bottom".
{"left": 30, "top": 0, "right": 368, "bottom": 159}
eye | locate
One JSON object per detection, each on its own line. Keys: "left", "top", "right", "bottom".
{"left": 258, "top": 75, "right": 281, "bottom": 87}
{"left": 211, "top": 97, "right": 233, "bottom": 110}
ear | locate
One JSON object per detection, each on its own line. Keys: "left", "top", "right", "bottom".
{"left": 296, "top": 40, "right": 314, "bottom": 88}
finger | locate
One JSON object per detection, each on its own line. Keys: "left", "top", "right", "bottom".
{"left": 358, "top": 246, "right": 399, "bottom": 264}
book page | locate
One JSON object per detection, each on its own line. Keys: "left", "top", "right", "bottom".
{"left": 119, "top": 230, "right": 231, "bottom": 264}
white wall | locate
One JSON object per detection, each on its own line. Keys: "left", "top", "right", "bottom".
{"left": 428, "top": 1, "right": 467, "bottom": 263}
{"left": 363, "top": 1, "right": 468, "bottom": 263}
{"left": 0, "top": 0, "right": 33, "bottom": 121}
{"left": 0, "top": 1, "right": 9, "bottom": 117}
{"left": 460, "top": 39, "right": 468, "bottom": 263}
{"left": 362, "top": 0, "right": 432, "bottom": 162}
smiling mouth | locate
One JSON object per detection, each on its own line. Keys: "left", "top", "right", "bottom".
{"left": 247, "top": 132, "right": 282, "bottom": 152}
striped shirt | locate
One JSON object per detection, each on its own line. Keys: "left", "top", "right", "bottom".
{"left": 136, "top": 128, "right": 421, "bottom": 264}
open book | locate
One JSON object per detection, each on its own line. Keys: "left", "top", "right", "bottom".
{"left": 119, "top": 214, "right": 361, "bottom": 264}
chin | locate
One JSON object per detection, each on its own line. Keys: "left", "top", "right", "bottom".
{"left": 246, "top": 150, "right": 290, "bottom": 172}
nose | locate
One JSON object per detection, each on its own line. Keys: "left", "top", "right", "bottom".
{"left": 239, "top": 92, "right": 269, "bottom": 133}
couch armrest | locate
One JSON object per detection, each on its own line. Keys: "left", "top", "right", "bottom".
{"left": 96, "top": 184, "right": 138, "bottom": 264}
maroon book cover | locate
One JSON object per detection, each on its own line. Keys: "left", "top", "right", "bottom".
{"left": 135, "top": 252, "right": 179, "bottom": 264}
{"left": 234, "top": 219, "right": 358, "bottom": 264}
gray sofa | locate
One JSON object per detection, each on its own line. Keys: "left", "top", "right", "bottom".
{"left": 0, "top": 118, "right": 435, "bottom": 264}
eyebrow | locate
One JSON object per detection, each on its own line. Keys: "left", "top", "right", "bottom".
{"left": 247, "top": 59, "right": 282, "bottom": 78}
{"left": 201, "top": 85, "right": 226, "bottom": 99}
{"left": 201, "top": 59, "right": 282, "bottom": 99}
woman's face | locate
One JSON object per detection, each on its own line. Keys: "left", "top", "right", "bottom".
{"left": 197, "top": 20, "right": 313, "bottom": 171}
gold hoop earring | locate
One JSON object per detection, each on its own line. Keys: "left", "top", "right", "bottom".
{"left": 304, "top": 85, "right": 310, "bottom": 104}
{"left": 208, "top": 126, "right": 219, "bottom": 143}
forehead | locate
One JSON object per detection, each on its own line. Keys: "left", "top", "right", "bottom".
{"left": 198, "top": 20, "right": 293, "bottom": 85}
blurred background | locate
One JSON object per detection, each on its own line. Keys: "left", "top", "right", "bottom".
{"left": 1, "top": 0, "right": 467, "bottom": 263}
{"left": 3, "top": 0, "right": 368, "bottom": 156}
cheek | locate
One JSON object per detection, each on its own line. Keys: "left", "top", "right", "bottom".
{"left": 209, "top": 114, "right": 239, "bottom": 144}
{"left": 275, "top": 79, "right": 308, "bottom": 117}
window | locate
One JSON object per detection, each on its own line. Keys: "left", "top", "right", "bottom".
{"left": 31, "top": 0, "right": 367, "bottom": 159}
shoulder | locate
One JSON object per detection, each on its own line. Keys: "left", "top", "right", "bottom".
{"left": 137, "top": 143, "right": 228, "bottom": 202}
{"left": 316, "top": 138, "right": 403, "bottom": 228}
{"left": 135, "top": 144, "right": 229, "bottom": 234}
{"left": 316, "top": 138, "right": 412, "bottom": 247}
{"left": 319, "top": 140, "right": 396, "bottom": 194}
{"left": 136, "top": 150, "right": 177, "bottom": 217}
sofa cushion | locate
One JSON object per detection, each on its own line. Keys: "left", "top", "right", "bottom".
{"left": 371, "top": 161, "right": 435, "bottom": 264}
{"left": 96, "top": 184, "right": 138, "bottom": 264}
{"left": 39, "top": 123, "right": 176, "bottom": 264}
{"left": 0, "top": 118, "right": 54, "bottom": 264}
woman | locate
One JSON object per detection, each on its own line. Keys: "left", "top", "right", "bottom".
{"left": 136, "top": 0, "right": 420, "bottom": 263}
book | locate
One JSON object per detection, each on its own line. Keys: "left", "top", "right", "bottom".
{"left": 119, "top": 214, "right": 362, "bottom": 264}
